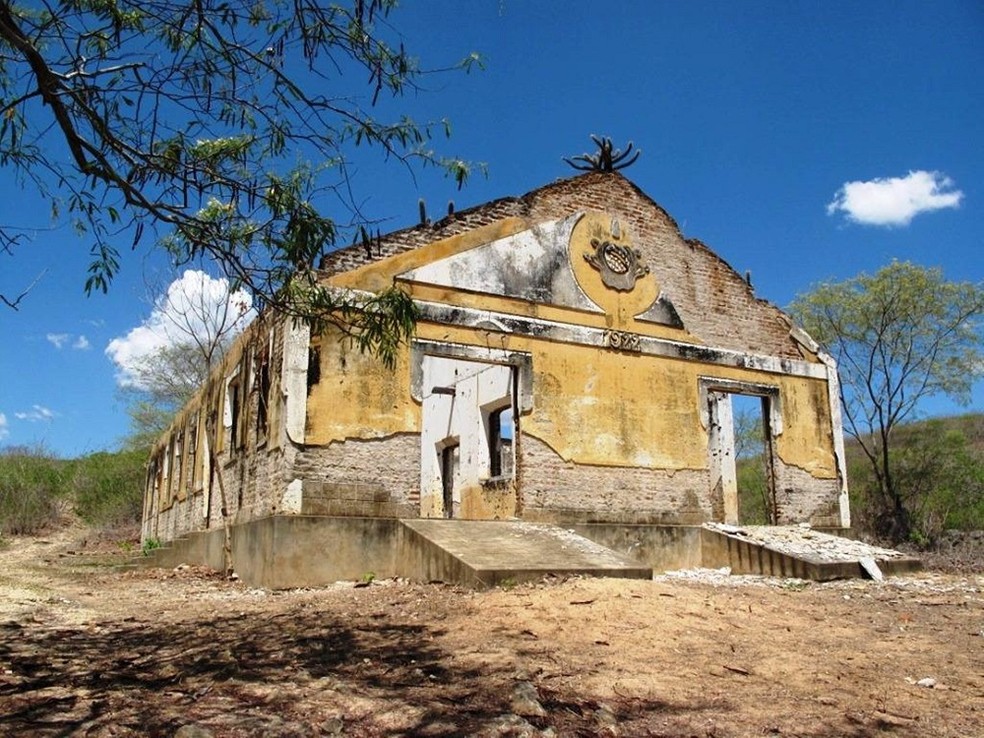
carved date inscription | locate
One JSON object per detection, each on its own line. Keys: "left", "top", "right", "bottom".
{"left": 603, "top": 329, "right": 642, "bottom": 352}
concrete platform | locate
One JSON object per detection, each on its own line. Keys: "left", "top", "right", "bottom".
{"left": 400, "top": 519, "right": 653, "bottom": 587}
{"left": 140, "top": 516, "right": 920, "bottom": 589}
{"left": 701, "top": 524, "right": 922, "bottom": 581}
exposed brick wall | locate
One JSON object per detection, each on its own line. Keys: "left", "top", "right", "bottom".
{"left": 143, "top": 317, "right": 301, "bottom": 544}
{"left": 772, "top": 463, "right": 843, "bottom": 526}
{"left": 518, "top": 435, "right": 713, "bottom": 525}
{"left": 320, "top": 194, "right": 530, "bottom": 275}
{"left": 299, "top": 480, "right": 416, "bottom": 518}
{"left": 321, "top": 172, "right": 803, "bottom": 359}
{"left": 292, "top": 433, "right": 421, "bottom": 516}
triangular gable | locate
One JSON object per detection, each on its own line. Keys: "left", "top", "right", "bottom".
{"left": 325, "top": 191, "right": 685, "bottom": 331}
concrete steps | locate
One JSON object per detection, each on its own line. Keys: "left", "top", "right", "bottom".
{"left": 400, "top": 519, "right": 653, "bottom": 588}
{"left": 701, "top": 524, "right": 922, "bottom": 581}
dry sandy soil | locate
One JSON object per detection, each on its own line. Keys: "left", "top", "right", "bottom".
{"left": 0, "top": 526, "right": 982, "bottom": 738}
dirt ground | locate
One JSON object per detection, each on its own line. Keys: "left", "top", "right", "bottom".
{"left": 0, "top": 526, "right": 981, "bottom": 738}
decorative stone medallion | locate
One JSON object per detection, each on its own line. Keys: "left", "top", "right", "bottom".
{"left": 584, "top": 238, "right": 650, "bottom": 292}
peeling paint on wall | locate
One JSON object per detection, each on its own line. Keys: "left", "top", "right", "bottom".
{"left": 143, "top": 171, "right": 849, "bottom": 548}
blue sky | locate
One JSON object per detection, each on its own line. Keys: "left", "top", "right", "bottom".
{"left": 0, "top": 0, "right": 981, "bottom": 456}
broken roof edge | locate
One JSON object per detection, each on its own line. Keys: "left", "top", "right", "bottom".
{"left": 317, "top": 171, "right": 663, "bottom": 275}
{"left": 318, "top": 171, "right": 771, "bottom": 303}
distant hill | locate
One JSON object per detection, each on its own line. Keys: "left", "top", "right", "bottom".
{"left": 843, "top": 412, "right": 984, "bottom": 461}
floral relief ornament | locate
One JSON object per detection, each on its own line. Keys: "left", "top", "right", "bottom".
{"left": 584, "top": 238, "right": 650, "bottom": 292}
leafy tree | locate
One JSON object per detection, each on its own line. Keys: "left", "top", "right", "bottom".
{"left": 790, "top": 261, "right": 984, "bottom": 541}
{"left": 0, "top": 0, "right": 479, "bottom": 362}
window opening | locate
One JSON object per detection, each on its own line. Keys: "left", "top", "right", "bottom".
{"left": 307, "top": 345, "right": 321, "bottom": 391}
{"left": 224, "top": 372, "right": 242, "bottom": 455}
{"left": 173, "top": 433, "right": 183, "bottom": 499}
{"left": 488, "top": 406, "right": 514, "bottom": 478}
{"left": 161, "top": 445, "right": 170, "bottom": 506}
{"left": 256, "top": 354, "right": 270, "bottom": 438}
{"left": 187, "top": 414, "right": 198, "bottom": 493}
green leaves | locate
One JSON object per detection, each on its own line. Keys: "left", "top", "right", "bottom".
{"left": 790, "top": 261, "right": 984, "bottom": 541}
{"left": 0, "top": 0, "right": 480, "bottom": 323}
{"left": 287, "top": 282, "right": 419, "bottom": 370}
{"left": 85, "top": 243, "right": 120, "bottom": 295}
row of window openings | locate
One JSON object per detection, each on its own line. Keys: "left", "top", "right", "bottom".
{"left": 225, "top": 357, "right": 271, "bottom": 455}
{"left": 152, "top": 357, "right": 273, "bottom": 504}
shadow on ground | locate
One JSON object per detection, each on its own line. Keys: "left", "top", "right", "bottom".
{"left": 0, "top": 604, "right": 689, "bottom": 737}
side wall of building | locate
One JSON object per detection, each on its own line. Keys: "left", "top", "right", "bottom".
{"left": 141, "top": 317, "right": 310, "bottom": 544}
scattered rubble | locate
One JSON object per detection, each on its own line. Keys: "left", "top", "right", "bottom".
{"left": 705, "top": 523, "right": 912, "bottom": 563}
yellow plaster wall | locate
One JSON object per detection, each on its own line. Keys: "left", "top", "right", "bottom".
{"left": 304, "top": 331, "right": 420, "bottom": 445}
{"left": 519, "top": 338, "right": 837, "bottom": 478}
{"left": 310, "top": 208, "right": 836, "bottom": 482}
{"left": 306, "top": 318, "right": 837, "bottom": 481}
{"left": 775, "top": 374, "right": 837, "bottom": 477}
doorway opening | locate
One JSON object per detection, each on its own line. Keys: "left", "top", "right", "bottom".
{"left": 420, "top": 353, "right": 519, "bottom": 519}
{"left": 731, "top": 394, "right": 777, "bottom": 525}
{"left": 704, "top": 381, "right": 780, "bottom": 526}
{"left": 440, "top": 441, "right": 460, "bottom": 519}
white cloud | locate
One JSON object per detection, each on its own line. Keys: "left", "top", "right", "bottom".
{"left": 46, "top": 332, "right": 91, "bottom": 350}
{"left": 46, "top": 333, "right": 70, "bottom": 349}
{"left": 0, "top": 413, "right": 8, "bottom": 441}
{"left": 106, "top": 270, "right": 255, "bottom": 389}
{"left": 827, "top": 170, "right": 963, "bottom": 227}
{"left": 14, "top": 405, "right": 55, "bottom": 422}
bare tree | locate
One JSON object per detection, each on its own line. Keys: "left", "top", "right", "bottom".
{"left": 110, "top": 269, "right": 253, "bottom": 448}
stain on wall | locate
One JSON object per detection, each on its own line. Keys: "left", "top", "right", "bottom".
{"left": 144, "top": 171, "right": 849, "bottom": 546}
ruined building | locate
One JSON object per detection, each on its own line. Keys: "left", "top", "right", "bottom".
{"left": 142, "top": 172, "right": 850, "bottom": 586}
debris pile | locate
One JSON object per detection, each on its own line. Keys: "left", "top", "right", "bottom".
{"left": 705, "top": 523, "right": 910, "bottom": 563}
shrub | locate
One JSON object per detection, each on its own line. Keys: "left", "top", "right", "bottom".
{"left": 847, "top": 419, "right": 984, "bottom": 544}
{"left": 70, "top": 448, "right": 147, "bottom": 528}
{"left": 0, "top": 445, "right": 69, "bottom": 535}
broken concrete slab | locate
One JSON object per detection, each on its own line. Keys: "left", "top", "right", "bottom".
{"left": 702, "top": 523, "right": 921, "bottom": 580}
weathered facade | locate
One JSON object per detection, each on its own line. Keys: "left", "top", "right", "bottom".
{"left": 142, "top": 172, "right": 850, "bottom": 563}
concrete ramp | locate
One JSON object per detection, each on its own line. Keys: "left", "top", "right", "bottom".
{"left": 701, "top": 523, "right": 921, "bottom": 581}
{"left": 401, "top": 520, "right": 652, "bottom": 587}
